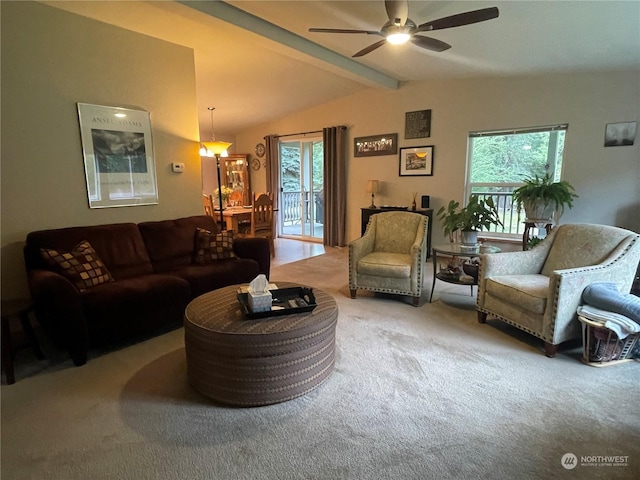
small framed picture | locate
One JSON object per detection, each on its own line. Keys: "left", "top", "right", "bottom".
{"left": 354, "top": 133, "right": 398, "bottom": 157}
{"left": 405, "top": 109, "right": 431, "bottom": 139}
{"left": 604, "top": 121, "right": 637, "bottom": 147}
{"left": 399, "top": 146, "right": 434, "bottom": 176}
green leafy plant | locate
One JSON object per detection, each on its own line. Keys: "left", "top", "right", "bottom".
{"left": 526, "top": 236, "right": 544, "bottom": 250}
{"left": 512, "top": 173, "right": 578, "bottom": 219}
{"left": 436, "top": 195, "right": 504, "bottom": 238}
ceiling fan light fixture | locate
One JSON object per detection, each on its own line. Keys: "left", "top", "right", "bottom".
{"left": 387, "top": 32, "right": 411, "bottom": 45}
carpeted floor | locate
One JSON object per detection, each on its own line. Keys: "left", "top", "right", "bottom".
{"left": 2, "top": 247, "right": 639, "bottom": 479}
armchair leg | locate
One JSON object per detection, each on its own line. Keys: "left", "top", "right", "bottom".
{"left": 350, "top": 289, "right": 357, "bottom": 299}
{"left": 412, "top": 296, "right": 420, "bottom": 307}
{"left": 477, "top": 311, "right": 487, "bottom": 324}
{"left": 544, "top": 342, "right": 559, "bottom": 358}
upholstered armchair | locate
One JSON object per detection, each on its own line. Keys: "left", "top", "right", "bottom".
{"left": 477, "top": 224, "right": 640, "bottom": 357}
{"left": 349, "top": 211, "right": 428, "bottom": 306}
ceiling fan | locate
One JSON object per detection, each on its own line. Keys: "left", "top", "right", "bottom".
{"left": 309, "top": 0, "right": 499, "bottom": 58}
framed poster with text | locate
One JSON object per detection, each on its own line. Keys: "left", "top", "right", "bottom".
{"left": 77, "top": 103, "right": 158, "bottom": 208}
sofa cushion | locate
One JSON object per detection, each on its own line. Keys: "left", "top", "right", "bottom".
{"left": 138, "top": 215, "right": 219, "bottom": 272}
{"left": 358, "top": 252, "right": 412, "bottom": 278}
{"left": 168, "top": 258, "right": 261, "bottom": 298}
{"left": 25, "top": 223, "right": 154, "bottom": 279}
{"left": 195, "top": 228, "right": 236, "bottom": 263}
{"left": 82, "top": 273, "right": 191, "bottom": 345}
{"left": 40, "top": 241, "right": 115, "bottom": 292}
{"left": 486, "top": 274, "right": 549, "bottom": 315}
{"left": 373, "top": 212, "right": 424, "bottom": 254}
{"left": 541, "top": 224, "right": 631, "bottom": 276}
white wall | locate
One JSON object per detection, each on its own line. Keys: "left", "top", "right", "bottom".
{"left": 234, "top": 71, "right": 640, "bottom": 245}
{"left": 1, "top": 2, "right": 202, "bottom": 299}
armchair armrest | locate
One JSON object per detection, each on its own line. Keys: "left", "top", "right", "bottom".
{"left": 546, "top": 240, "right": 640, "bottom": 343}
{"left": 349, "top": 226, "right": 375, "bottom": 288}
{"left": 477, "top": 248, "right": 549, "bottom": 305}
{"left": 232, "top": 237, "right": 271, "bottom": 277}
{"left": 28, "top": 268, "right": 89, "bottom": 365}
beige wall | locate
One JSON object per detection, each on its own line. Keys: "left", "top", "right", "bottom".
{"left": 1, "top": 2, "right": 202, "bottom": 299}
{"left": 235, "top": 71, "right": 640, "bottom": 245}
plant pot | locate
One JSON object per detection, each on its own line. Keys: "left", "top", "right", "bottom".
{"left": 462, "top": 262, "right": 479, "bottom": 282}
{"left": 523, "top": 199, "right": 555, "bottom": 222}
{"left": 460, "top": 230, "right": 478, "bottom": 246}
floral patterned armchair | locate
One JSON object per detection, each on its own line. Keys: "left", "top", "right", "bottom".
{"left": 349, "top": 211, "right": 428, "bottom": 306}
{"left": 477, "top": 224, "right": 640, "bottom": 357}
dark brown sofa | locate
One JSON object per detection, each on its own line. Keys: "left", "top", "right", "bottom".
{"left": 24, "top": 215, "right": 270, "bottom": 366}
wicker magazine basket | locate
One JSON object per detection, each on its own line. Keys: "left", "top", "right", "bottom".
{"left": 578, "top": 316, "right": 640, "bottom": 367}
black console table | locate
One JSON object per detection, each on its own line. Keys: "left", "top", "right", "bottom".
{"left": 361, "top": 207, "right": 433, "bottom": 258}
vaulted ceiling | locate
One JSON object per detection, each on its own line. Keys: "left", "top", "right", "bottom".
{"left": 44, "top": 1, "right": 640, "bottom": 139}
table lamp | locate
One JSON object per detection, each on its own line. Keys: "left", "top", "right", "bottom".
{"left": 366, "top": 180, "right": 379, "bottom": 208}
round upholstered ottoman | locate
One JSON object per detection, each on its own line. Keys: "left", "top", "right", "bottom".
{"left": 184, "top": 282, "right": 338, "bottom": 407}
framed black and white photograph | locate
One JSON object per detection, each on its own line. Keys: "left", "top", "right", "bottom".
{"left": 604, "top": 121, "right": 637, "bottom": 147}
{"left": 405, "top": 109, "right": 431, "bottom": 139}
{"left": 399, "top": 145, "right": 434, "bottom": 176}
{"left": 354, "top": 133, "right": 398, "bottom": 157}
{"left": 77, "top": 103, "right": 158, "bottom": 208}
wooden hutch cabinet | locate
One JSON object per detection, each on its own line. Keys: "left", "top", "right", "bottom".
{"left": 221, "top": 154, "right": 252, "bottom": 206}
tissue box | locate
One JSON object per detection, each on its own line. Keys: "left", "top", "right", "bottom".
{"left": 248, "top": 290, "right": 272, "bottom": 313}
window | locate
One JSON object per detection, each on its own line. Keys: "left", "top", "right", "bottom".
{"left": 466, "top": 124, "right": 568, "bottom": 237}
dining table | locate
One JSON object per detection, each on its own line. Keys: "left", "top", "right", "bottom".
{"left": 215, "top": 206, "right": 253, "bottom": 233}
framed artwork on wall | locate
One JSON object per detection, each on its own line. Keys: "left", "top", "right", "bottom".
{"left": 405, "top": 110, "right": 431, "bottom": 139}
{"left": 604, "top": 121, "right": 637, "bottom": 147}
{"left": 354, "top": 133, "right": 398, "bottom": 157}
{"left": 399, "top": 145, "right": 434, "bottom": 176}
{"left": 77, "top": 103, "right": 158, "bottom": 208}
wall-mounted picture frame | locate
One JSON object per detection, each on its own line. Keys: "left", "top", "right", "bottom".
{"left": 77, "top": 103, "right": 158, "bottom": 208}
{"left": 604, "top": 121, "right": 637, "bottom": 147}
{"left": 405, "top": 109, "right": 431, "bottom": 139}
{"left": 399, "top": 145, "right": 434, "bottom": 176}
{"left": 354, "top": 133, "right": 398, "bottom": 157}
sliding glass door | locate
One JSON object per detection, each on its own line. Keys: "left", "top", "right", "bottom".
{"left": 279, "top": 137, "right": 323, "bottom": 241}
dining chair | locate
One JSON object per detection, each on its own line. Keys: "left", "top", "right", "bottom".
{"left": 202, "top": 194, "right": 215, "bottom": 217}
{"left": 240, "top": 192, "right": 275, "bottom": 257}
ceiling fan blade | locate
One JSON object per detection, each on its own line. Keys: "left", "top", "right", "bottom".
{"left": 385, "top": 0, "right": 408, "bottom": 25}
{"left": 353, "top": 39, "right": 387, "bottom": 58}
{"left": 411, "top": 35, "right": 451, "bottom": 53}
{"left": 417, "top": 7, "right": 499, "bottom": 32}
{"left": 309, "top": 28, "right": 381, "bottom": 35}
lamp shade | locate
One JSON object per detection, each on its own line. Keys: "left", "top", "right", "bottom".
{"left": 366, "top": 180, "right": 379, "bottom": 194}
{"left": 200, "top": 140, "right": 232, "bottom": 157}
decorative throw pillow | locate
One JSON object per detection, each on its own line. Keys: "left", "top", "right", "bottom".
{"left": 194, "top": 228, "right": 236, "bottom": 264}
{"left": 40, "top": 241, "right": 114, "bottom": 292}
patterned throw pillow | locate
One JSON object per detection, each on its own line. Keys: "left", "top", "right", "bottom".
{"left": 194, "top": 228, "right": 236, "bottom": 264}
{"left": 40, "top": 241, "right": 114, "bottom": 292}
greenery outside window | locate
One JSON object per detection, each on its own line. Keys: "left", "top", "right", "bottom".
{"left": 466, "top": 124, "right": 568, "bottom": 238}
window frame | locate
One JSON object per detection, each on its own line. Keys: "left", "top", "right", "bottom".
{"left": 465, "top": 124, "right": 569, "bottom": 239}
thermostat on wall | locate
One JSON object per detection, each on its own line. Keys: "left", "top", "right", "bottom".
{"left": 171, "top": 162, "right": 185, "bottom": 173}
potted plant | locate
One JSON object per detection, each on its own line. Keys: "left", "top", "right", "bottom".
{"left": 436, "top": 195, "right": 504, "bottom": 245}
{"left": 512, "top": 173, "right": 578, "bottom": 221}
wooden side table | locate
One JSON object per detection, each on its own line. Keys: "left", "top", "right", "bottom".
{"left": 1, "top": 299, "right": 45, "bottom": 385}
{"left": 522, "top": 221, "right": 553, "bottom": 250}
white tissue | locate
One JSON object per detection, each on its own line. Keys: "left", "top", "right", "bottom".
{"left": 248, "top": 274, "right": 269, "bottom": 294}
{"left": 248, "top": 274, "right": 272, "bottom": 312}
